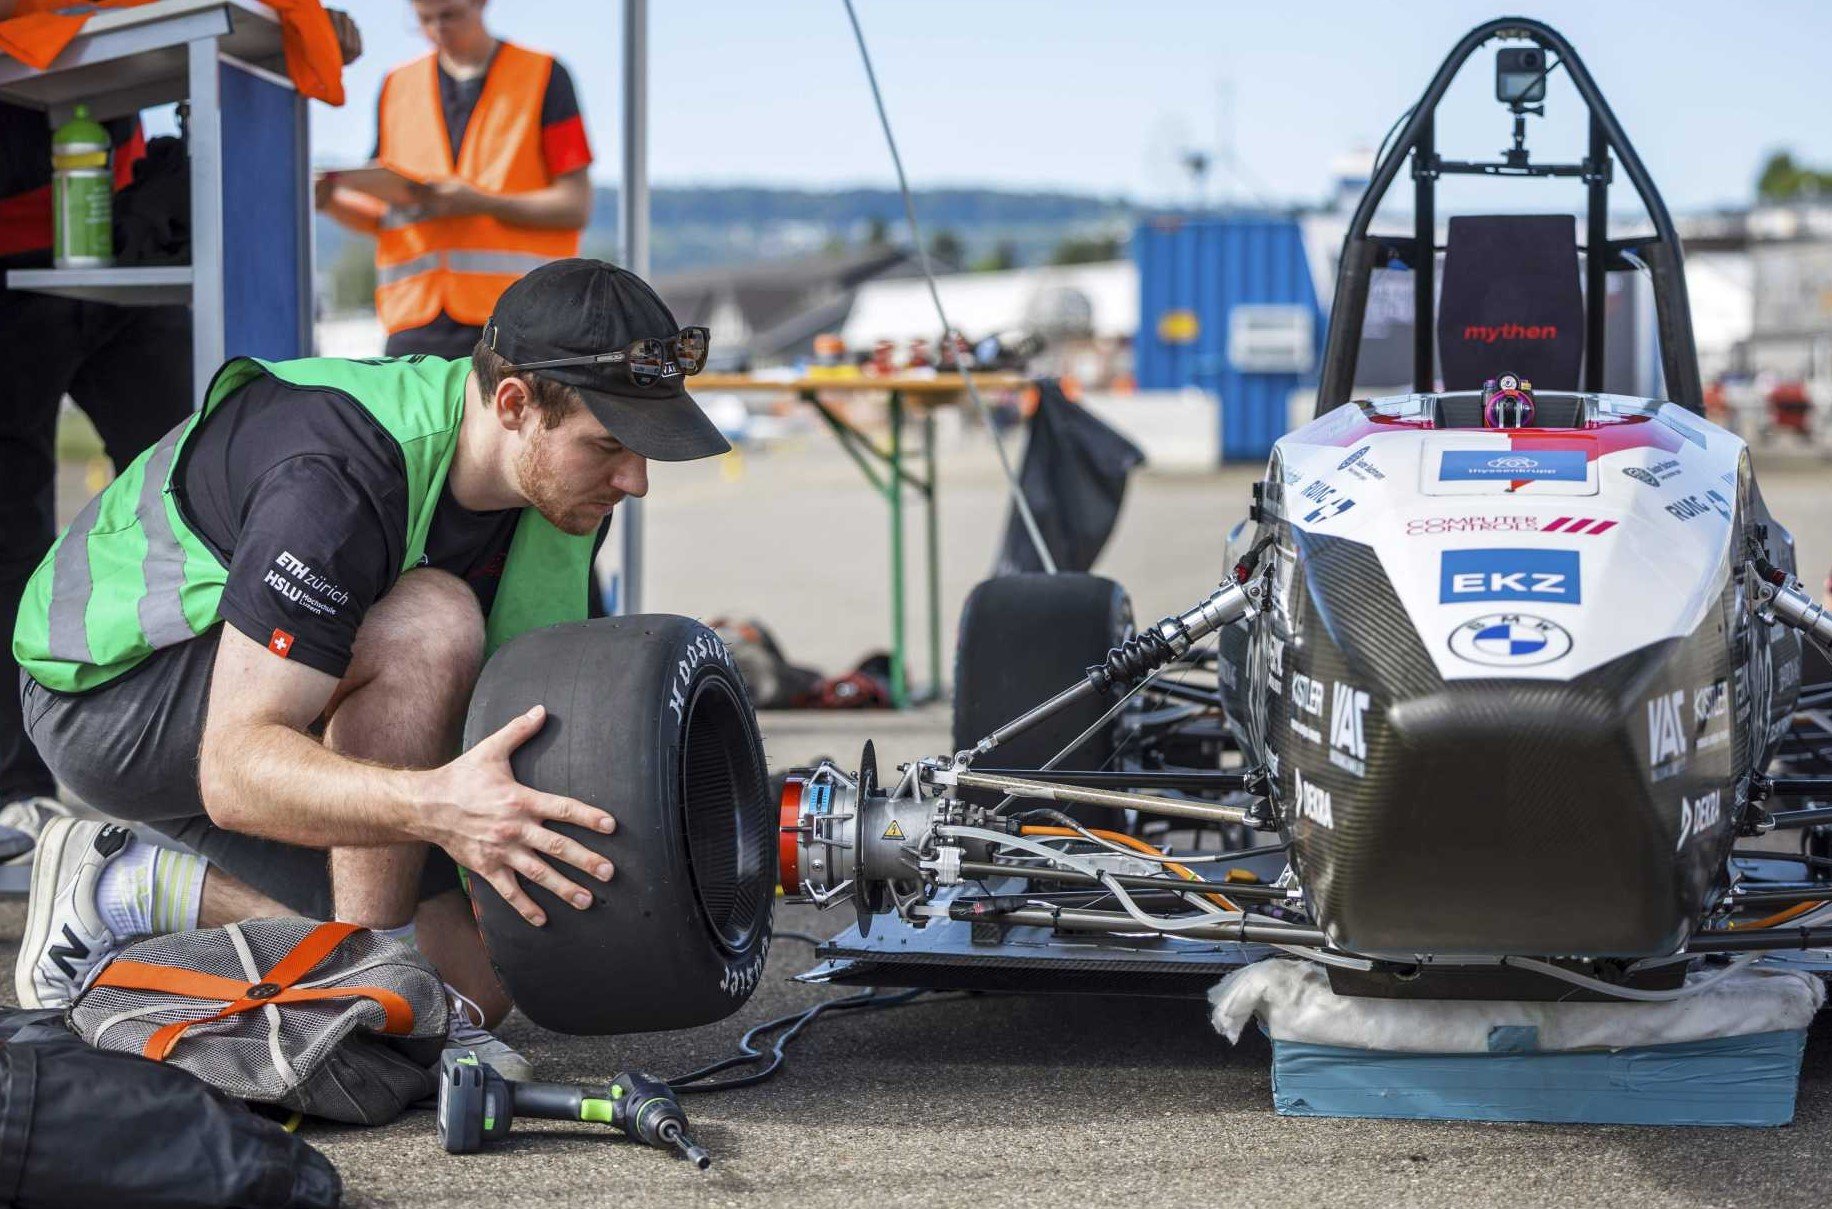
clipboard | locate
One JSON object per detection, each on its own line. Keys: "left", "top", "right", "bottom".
{"left": 317, "top": 165, "right": 425, "bottom": 209}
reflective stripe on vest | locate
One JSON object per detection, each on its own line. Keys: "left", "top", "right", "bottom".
{"left": 372, "top": 43, "right": 580, "bottom": 331}
{"left": 375, "top": 252, "right": 442, "bottom": 286}
{"left": 376, "top": 249, "right": 552, "bottom": 287}
{"left": 134, "top": 425, "right": 196, "bottom": 649}
{"left": 45, "top": 492, "right": 103, "bottom": 664}
{"left": 14, "top": 356, "right": 596, "bottom": 694}
{"left": 42, "top": 418, "right": 198, "bottom": 672}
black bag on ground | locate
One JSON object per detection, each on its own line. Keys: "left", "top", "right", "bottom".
{"left": 0, "top": 1010, "right": 340, "bottom": 1208}
{"left": 996, "top": 380, "right": 1145, "bottom": 575}
{"left": 709, "top": 617, "right": 823, "bottom": 708}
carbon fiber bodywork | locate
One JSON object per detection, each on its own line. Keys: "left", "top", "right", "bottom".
{"left": 1245, "top": 514, "right": 1798, "bottom": 959}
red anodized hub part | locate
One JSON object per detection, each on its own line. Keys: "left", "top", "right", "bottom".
{"left": 777, "top": 771, "right": 809, "bottom": 895}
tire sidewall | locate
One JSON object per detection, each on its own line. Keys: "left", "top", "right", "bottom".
{"left": 462, "top": 616, "right": 773, "bottom": 1035}
{"left": 652, "top": 626, "right": 774, "bottom": 1000}
{"left": 952, "top": 572, "right": 1133, "bottom": 763}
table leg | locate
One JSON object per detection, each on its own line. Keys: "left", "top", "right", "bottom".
{"left": 924, "top": 404, "right": 942, "bottom": 702}
{"left": 807, "top": 393, "right": 887, "bottom": 492}
{"left": 887, "top": 390, "right": 908, "bottom": 708}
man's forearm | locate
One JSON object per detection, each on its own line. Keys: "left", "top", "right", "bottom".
{"left": 323, "top": 192, "right": 382, "bottom": 235}
{"left": 200, "top": 720, "right": 424, "bottom": 847}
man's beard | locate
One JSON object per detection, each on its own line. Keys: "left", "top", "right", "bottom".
{"left": 517, "top": 430, "right": 609, "bottom": 536}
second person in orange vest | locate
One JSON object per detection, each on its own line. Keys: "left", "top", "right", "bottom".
{"left": 316, "top": 0, "right": 594, "bottom": 358}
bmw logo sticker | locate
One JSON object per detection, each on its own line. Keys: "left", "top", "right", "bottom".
{"left": 1448, "top": 613, "right": 1573, "bottom": 667}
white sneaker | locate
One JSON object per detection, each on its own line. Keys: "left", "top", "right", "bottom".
{"left": 0, "top": 796, "right": 72, "bottom": 864}
{"left": 443, "top": 983, "right": 535, "bottom": 1082}
{"left": 15, "top": 818, "right": 133, "bottom": 1009}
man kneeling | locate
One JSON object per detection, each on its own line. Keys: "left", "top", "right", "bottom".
{"left": 12, "top": 260, "right": 725, "bottom": 1077}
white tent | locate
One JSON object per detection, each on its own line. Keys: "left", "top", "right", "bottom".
{"left": 840, "top": 260, "right": 1138, "bottom": 346}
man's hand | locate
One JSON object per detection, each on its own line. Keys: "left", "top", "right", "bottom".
{"left": 409, "top": 171, "right": 593, "bottom": 230}
{"left": 314, "top": 175, "right": 385, "bottom": 232}
{"left": 409, "top": 178, "right": 493, "bottom": 219}
{"left": 412, "top": 705, "right": 616, "bottom": 927}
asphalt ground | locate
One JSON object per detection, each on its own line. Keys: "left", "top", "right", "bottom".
{"left": 17, "top": 421, "right": 1832, "bottom": 1207}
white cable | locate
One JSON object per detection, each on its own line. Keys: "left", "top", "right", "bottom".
{"left": 1273, "top": 944, "right": 1374, "bottom": 972}
{"left": 941, "top": 824, "right": 1341, "bottom": 949}
{"left": 1095, "top": 871, "right": 1256, "bottom": 933}
{"left": 939, "top": 825, "right": 1131, "bottom": 883}
{"left": 839, "top": 0, "right": 1056, "bottom": 573}
{"left": 940, "top": 825, "right": 1244, "bottom": 931}
{"left": 1623, "top": 950, "right": 1707, "bottom": 974}
{"left": 945, "top": 827, "right": 1364, "bottom": 960}
{"left": 1033, "top": 813, "right": 1276, "bottom": 868}
{"left": 1499, "top": 953, "right": 1760, "bottom": 1002}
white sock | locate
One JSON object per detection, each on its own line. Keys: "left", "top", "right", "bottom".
{"left": 376, "top": 921, "right": 418, "bottom": 949}
{"left": 95, "top": 835, "right": 204, "bottom": 938}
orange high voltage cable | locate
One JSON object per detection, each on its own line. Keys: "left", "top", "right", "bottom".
{"left": 1728, "top": 899, "right": 1825, "bottom": 931}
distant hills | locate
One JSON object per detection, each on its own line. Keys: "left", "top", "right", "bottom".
{"left": 317, "top": 184, "right": 1136, "bottom": 294}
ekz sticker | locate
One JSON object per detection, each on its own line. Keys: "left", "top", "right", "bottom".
{"left": 1440, "top": 548, "right": 1581, "bottom": 605}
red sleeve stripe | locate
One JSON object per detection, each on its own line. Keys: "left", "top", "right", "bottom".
{"left": 112, "top": 121, "right": 147, "bottom": 191}
{"left": 0, "top": 184, "right": 53, "bottom": 259}
{"left": 541, "top": 113, "right": 593, "bottom": 178}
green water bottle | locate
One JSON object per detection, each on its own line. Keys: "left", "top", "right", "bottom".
{"left": 52, "top": 104, "right": 113, "bottom": 269}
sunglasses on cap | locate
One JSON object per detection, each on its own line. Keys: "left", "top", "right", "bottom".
{"left": 503, "top": 327, "right": 711, "bottom": 387}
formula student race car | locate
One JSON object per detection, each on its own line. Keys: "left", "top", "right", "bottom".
{"left": 446, "top": 18, "right": 1830, "bottom": 1038}
{"left": 763, "top": 17, "right": 1832, "bottom": 1005}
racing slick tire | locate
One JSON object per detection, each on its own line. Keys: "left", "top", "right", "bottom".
{"left": 461, "top": 616, "right": 774, "bottom": 1035}
{"left": 952, "top": 573, "right": 1132, "bottom": 818}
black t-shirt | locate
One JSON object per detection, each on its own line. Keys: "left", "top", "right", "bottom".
{"left": 175, "top": 372, "right": 518, "bottom": 677}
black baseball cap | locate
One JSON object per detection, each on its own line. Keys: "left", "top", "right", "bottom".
{"left": 481, "top": 259, "right": 730, "bottom": 461}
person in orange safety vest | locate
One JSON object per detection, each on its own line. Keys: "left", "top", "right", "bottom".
{"left": 316, "top": 0, "right": 594, "bottom": 359}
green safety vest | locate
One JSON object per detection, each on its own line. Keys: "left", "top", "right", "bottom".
{"left": 14, "top": 355, "right": 595, "bottom": 694}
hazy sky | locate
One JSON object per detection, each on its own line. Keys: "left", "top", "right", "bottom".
{"left": 308, "top": 0, "right": 1832, "bottom": 213}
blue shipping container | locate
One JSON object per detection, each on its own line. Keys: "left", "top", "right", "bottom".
{"left": 1135, "top": 215, "right": 1323, "bottom": 463}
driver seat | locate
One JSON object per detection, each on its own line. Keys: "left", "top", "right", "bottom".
{"left": 1436, "top": 215, "right": 1585, "bottom": 392}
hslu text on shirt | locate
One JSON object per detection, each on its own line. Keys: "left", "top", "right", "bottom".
{"left": 263, "top": 551, "right": 351, "bottom": 617}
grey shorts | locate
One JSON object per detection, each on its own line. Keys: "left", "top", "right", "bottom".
{"left": 20, "top": 626, "right": 459, "bottom": 919}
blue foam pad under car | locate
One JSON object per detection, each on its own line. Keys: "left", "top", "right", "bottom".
{"left": 1270, "top": 1029, "right": 1809, "bottom": 1126}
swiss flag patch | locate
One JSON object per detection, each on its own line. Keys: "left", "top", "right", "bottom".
{"left": 268, "top": 629, "right": 295, "bottom": 659}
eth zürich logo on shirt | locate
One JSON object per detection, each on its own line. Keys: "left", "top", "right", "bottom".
{"left": 262, "top": 551, "right": 351, "bottom": 618}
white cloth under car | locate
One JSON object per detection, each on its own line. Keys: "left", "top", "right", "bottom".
{"left": 1210, "top": 959, "right": 1825, "bottom": 1052}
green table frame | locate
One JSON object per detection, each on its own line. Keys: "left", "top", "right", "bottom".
{"left": 799, "top": 387, "right": 942, "bottom": 707}
{"left": 694, "top": 374, "right": 1028, "bottom": 708}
